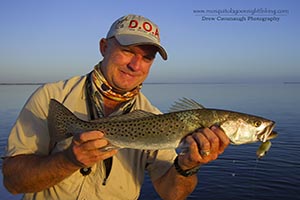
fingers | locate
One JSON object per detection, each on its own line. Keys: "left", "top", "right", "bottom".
{"left": 179, "top": 126, "right": 230, "bottom": 169}
{"left": 66, "top": 131, "right": 118, "bottom": 168}
{"left": 72, "top": 131, "right": 104, "bottom": 145}
{"left": 73, "top": 131, "right": 108, "bottom": 151}
{"left": 211, "top": 126, "right": 230, "bottom": 154}
{"left": 196, "top": 126, "right": 230, "bottom": 157}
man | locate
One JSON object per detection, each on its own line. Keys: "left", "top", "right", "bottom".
{"left": 2, "top": 14, "right": 229, "bottom": 200}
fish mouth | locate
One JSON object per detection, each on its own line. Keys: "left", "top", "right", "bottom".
{"left": 258, "top": 121, "right": 278, "bottom": 142}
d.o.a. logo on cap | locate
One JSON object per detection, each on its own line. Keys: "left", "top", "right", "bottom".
{"left": 126, "top": 19, "right": 160, "bottom": 40}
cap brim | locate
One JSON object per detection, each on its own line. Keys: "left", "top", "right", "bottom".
{"left": 115, "top": 34, "right": 168, "bottom": 60}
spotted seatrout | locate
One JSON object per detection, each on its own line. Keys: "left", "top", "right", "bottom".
{"left": 48, "top": 98, "right": 278, "bottom": 157}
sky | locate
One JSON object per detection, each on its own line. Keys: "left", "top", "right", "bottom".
{"left": 0, "top": 0, "right": 299, "bottom": 83}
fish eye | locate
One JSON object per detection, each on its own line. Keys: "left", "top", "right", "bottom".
{"left": 254, "top": 121, "right": 262, "bottom": 127}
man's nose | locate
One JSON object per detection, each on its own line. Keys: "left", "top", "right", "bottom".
{"left": 128, "top": 55, "right": 142, "bottom": 71}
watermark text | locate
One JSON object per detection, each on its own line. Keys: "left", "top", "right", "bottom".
{"left": 193, "top": 8, "right": 289, "bottom": 22}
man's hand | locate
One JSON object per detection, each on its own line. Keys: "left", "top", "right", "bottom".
{"left": 178, "top": 126, "right": 230, "bottom": 170}
{"left": 65, "top": 131, "right": 118, "bottom": 168}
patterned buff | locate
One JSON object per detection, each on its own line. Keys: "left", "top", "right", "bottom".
{"left": 92, "top": 64, "right": 142, "bottom": 102}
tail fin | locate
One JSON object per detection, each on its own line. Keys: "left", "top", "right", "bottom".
{"left": 48, "top": 99, "right": 77, "bottom": 150}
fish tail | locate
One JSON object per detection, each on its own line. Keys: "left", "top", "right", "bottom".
{"left": 48, "top": 99, "right": 77, "bottom": 151}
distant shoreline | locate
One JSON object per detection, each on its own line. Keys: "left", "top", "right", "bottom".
{"left": 283, "top": 82, "right": 300, "bottom": 84}
{"left": 0, "top": 83, "right": 44, "bottom": 85}
{"left": 0, "top": 82, "right": 299, "bottom": 85}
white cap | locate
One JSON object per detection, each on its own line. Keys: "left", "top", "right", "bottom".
{"left": 106, "top": 14, "right": 168, "bottom": 60}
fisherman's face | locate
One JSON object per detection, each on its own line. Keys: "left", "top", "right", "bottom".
{"left": 100, "top": 37, "right": 157, "bottom": 93}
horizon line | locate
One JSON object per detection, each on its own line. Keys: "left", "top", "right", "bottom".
{"left": 1, "top": 81, "right": 299, "bottom": 86}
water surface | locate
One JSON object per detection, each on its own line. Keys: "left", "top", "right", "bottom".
{"left": 1, "top": 83, "right": 299, "bottom": 199}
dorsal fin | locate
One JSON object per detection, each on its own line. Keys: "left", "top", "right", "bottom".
{"left": 169, "top": 98, "right": 205, "bottom": 112}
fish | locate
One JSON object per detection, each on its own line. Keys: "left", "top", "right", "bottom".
{"left": 256, "top": 140, "right": 272, "bottom": 159}
{"left": 48, "top": 98, "right": 278, "bottom": 156}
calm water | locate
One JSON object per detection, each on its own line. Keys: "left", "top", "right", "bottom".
{"left": 0, "top": 83, "right": 299, "bottom": 200}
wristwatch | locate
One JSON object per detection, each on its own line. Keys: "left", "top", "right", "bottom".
{"left": 173, "top": 156, "right": 201, "bottom": 177}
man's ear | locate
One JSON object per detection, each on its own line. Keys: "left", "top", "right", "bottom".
{"left": 99, "top": 38, "right": 108, "bottom": 57}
